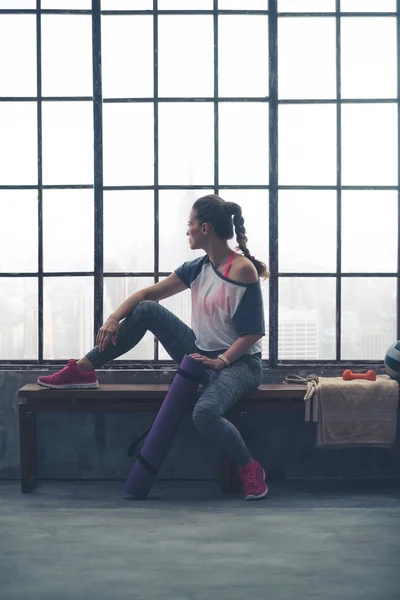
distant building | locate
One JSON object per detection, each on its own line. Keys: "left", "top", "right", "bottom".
{"left": 278, "top": 308, "right": 319, "bottom": 360}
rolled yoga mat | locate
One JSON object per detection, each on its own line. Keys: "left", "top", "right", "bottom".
{"left": 124, "top": 355, "right": 207, "bottom": 499}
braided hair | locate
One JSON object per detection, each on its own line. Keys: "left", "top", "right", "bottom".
{"left": 192, "top": 195, "right": 269, "bottom": 279}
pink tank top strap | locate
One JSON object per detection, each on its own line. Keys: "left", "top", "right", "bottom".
{"left": 223, "top": 252, "right": 237, "bottom": 278}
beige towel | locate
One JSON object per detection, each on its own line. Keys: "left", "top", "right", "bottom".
{"left": 308, "top": 375, "right": 399, "bottom": 448}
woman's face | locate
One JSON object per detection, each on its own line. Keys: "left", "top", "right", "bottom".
{"left": 186, "top": 210, "right": 204, "bottom": 250}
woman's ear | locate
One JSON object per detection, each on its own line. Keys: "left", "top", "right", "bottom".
{"left": 201, "top": 222, "right": 210, "bottom": 236}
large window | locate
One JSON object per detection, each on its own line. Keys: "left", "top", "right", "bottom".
{"left": 0, "top": 0, "right": 398, "bottom": 366}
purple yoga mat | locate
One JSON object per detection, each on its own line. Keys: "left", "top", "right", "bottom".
{"left": 124, "top": 355, "right": 206, "bottom": 499}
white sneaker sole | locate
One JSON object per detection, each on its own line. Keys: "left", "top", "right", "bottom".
{"left": 37, "top": 379, "right": 99, "bottom": 390}
{"left": 244, "top": 469, "right": 268, "bottom": 501}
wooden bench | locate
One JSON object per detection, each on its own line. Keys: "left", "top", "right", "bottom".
{"left": 18, "top": 383, "right": 306, "bottom": 494}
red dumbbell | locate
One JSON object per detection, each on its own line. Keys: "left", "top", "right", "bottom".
{"left": 342, "top": 369, "right": 376, "bottom": 381}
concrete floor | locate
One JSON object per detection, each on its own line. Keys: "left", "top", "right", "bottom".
{"left": 0, "top": 480, "right": 399, "bottom": 600}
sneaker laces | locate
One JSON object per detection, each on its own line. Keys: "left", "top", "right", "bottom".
{"left": 58, "top": 359, "right": 78, "bottom": 375}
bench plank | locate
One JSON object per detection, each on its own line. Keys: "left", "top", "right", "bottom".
{"left": 18, "top": 383, "right": 307, "bottom": 401}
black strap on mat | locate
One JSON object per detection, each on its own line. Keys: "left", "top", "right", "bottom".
{"left": 127, "top": 426, "right": 152, "bottom": 457}
{"left": 176, "top": 367, "right": 203, "bottom": 384}
{"left": 136, "top": 449, "right": 159, "bottom": 476}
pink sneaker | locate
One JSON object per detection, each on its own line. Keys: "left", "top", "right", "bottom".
{"left": 37, "top": 359, "right": 98, "bottom": 390}
{"left": 238, "top": 459, "right": 268, "bottom": 501}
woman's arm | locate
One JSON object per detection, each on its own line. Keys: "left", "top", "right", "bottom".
{"left": 191, "top": 333, "right": 263, "bottom": 371}
{"left": 109, "top": 273, "right": 187, "bottom": 322}
{"left": 220, "top": 333, "right": 263, "bottom": 365}
{"left": 96, "top": 273, "right": 187, "bottom": 351}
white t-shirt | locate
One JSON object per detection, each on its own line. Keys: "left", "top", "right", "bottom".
{"left": 175, "top": 255, "right": 265, "bottom": 355}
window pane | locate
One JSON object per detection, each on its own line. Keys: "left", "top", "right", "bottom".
{"left": 341, "top": 278, "right": 396, "bottom": 360}
{"left": 158, "top": 16, "right": 213, "bottom": 97}
{"left": 0, "top": 16, "right": 36, "bottom": 96}
{"left": 158, "top": 0, "right": 213, "bottom": 8}
{"left": 279, "top": 191, "right": 336, "bottom": 272}
{"left": 41, "top": 1, "right": 91, "bottom": 7}
{"left": 279, "top": 0, "right": 334, "bottom": 9}
{"left": 42, "top": 102, "right": 93, "bottom": 184}
{"left": 0, "top": 1, "right": 35, "bottom": 6}
{"left": 341, "top": 104, "right": 397, "bottom": 186}
{"left": 278, "top": 18, "right": 335, "bottom": 99}
{"left": 101, "top": 0, "right": 152, "bottom": 7}
{"left": 104, "top": 191, "right": 154, "bottom": 272}
{"left": 279, "top": 105, "right": 336, "bottom": 185}
{"left": 0, "top": 192, "right": 38, "bottom": 272}
{"left": 342, "top": 191, "right": 397, "bottom": 273}
{"left": 158, "top": 103, "right": 214, "bottom": 185}
{"left": 341, "top": 0, "right": 395, "bottom": 11}
{"left": 220, "top": 189, "right": 269, "bottom": 266}
{"left": 103, "top": 277, "right": 154, "bottom": 360}
{"left": 41, "top": 16, "right": 92, "bottom": 97}
{"left": 43, "top": 276, "right": 93, "bottom": 359}
{"left": 219, "top": 1, "right": 267, "bottom": 8}
{"left": 43, "top": 190, "right": 94, "bottom": 273}
{"left": 102, "top": 16, "right": 153, "bottom": 99}
{"left": 279, "top": 277, "right": 336, "bottom": 360}
{"left": 341, "top": 18, "right": 396, "bottom": 99}
{"left": 219, "top": 16, "right": 268, "bottom": 97}
{"left": 103, "top": 103, "right": 154, "bottom": 186}
{"left": 0, "top": 103, "right": 37, "bottom": 185}
{"left": 0, "top": 278, "right": 38, "bottom": 360}
{"left": 159, "top": 280, "right": 192, "bottom": 360}
{"left": 219, "top": 103, "right": 268, "bottom": 185}
{"left": 159, "top": 190, "right": 210, "bottom": 272}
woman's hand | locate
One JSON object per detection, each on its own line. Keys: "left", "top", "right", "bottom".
{"left": 96, "top": 316, "right": 120, "bottom": 352}
{"left": 189, "top": 353, "right": 225, "bottom": 371}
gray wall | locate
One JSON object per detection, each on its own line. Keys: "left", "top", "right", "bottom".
{"left": 1, "top": 366, "right": 399, "bottom": 482}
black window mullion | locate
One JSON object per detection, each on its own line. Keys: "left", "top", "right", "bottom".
{"left": 92, "top": 0, "right": 104, "bottom": 342}
{"left": 154, "top": 0, "right": 159, "bottom": 362}
{"left": 36, "top": 0, "right": 43, "bottom": 362}
{"left": 336, "top": 0, "right": 342, "bottom": 362}
{"left": 214, "top": 0, "right": 219, "bottom": 195}
{"left": 397, "top": 0, "right": 400, "bottom": 340}
{"left": 269, "top": 0, "right": 278, "bottom": 368}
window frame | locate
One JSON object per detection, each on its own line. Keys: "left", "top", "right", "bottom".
{"left": 0, "top": 0, "right": 399, "bottom": 369}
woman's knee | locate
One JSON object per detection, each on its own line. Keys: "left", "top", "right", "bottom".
{"left": 135, "top": 299, "right": 156, "bottom": 312}
{"left": 192, "top": 402, "right": 220, "bottom": 433}
{"left": 130, "top": 300, "right": 159, "bottom": 319}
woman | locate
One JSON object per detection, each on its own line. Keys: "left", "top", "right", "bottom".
{"left": 38, "top": 195, "right": 269, "bottom": 500}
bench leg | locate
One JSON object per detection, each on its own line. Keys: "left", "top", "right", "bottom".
{"left": 221, "top": 453, "right": 233, "bottom": 493}
{"left": 221, "top": 455, "right": 243, "bottom": 494}
{"left": 231, "top": 463, "right": 242, "bottom": 493}
{"left": 19, "top": 403, "right": 38, "bottom": 493}
{"left": 221, "top": 408, "right": 246, "bottom": 494}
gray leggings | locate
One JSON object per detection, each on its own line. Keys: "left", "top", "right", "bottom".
{"left": 86, "top": 301, "right": 263, "bottom": 466}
